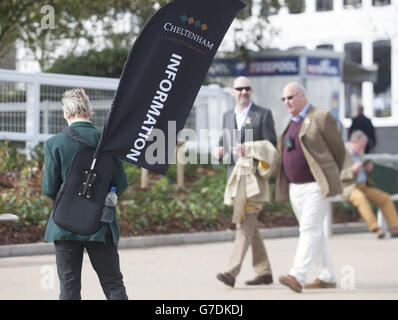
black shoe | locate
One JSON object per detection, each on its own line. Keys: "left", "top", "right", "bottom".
{"left": 216, "top": 272, "right": 235, "bottom": 288}
{"left": 245, "top": 274, "right": 273, "bottom": 285}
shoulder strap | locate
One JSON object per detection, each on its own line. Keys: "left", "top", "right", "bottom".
{"left": 63, "top": 126, "right": 95, "bottom": 148}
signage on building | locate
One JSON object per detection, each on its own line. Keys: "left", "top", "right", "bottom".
{"left": 248, "top": 57, "right": 299, "bottom": 76}
{"left": 306, "top": 57, "right": 340, "bottom": 77}
{"left": 208, "top": 57, "right": 299, "bottom": 77}
{"left": 208, "top": 58, "right": 247, "bottom": 77}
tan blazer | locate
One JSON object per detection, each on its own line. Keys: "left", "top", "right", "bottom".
{"left": 340, "top": 144, "right": 373, "bottom": 199}
{"left": 275, "top": 105, "right": 345, "bottom": 202}
{"left": 224, "top": 140, "right": 279, "bottom": 223}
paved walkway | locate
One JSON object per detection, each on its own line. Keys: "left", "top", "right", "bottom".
{"left": 0, "top": 232, "right": 397, "bottom": 300}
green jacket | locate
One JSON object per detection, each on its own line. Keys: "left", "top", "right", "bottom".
{"left": 42, "top": 121, "right": 128, "bottom": 245}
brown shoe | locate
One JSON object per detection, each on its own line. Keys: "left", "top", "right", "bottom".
{"left": 216, "top": 272, "right": 235, "bottom": 288}
{"left": 304, "top": 278, "right": 336, "bottom": 289}
{"left": 390, "top": 226, "right": 398, "bottom": 238}
{"left": 373, "top": 228, "right": 385, "bottom": 239}
{"left": 245, "top": 274, "right": 273, "bottom": 285}
{"left": 279, "top": 275, "right": 302, "bottom": 293}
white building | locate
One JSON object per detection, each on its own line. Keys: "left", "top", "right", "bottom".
{"left": 217, "top": 0, "right": 397, "bottom": 151}
{"left": 263, "top": 0, "right": 397, "bottom": 142}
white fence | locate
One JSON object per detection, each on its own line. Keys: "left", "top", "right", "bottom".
{"left": 0, "top": 69, "right": 232, "bottom": 152}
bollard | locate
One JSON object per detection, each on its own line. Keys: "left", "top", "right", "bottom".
{"left": 176, "top": 140, "right": 185, "bottom": 189}
{"left": 0, "top": 213, "right": 19, "bottom": 223}
{"left": 140, "top": 168, "right": 149, "bottom": 189}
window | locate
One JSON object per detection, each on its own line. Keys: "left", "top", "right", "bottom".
{"left": 316, "top": 0, "right": 333, "bottom": 11}
{"left": 344, "top": 43, "right": 362, "bottom": 118}
{"left": 373, "top": 0, "right": 391, "bottom": 6}
{"left": 344, "top": 42, "right": 362, "bottom": 64}
{"left": 344, "top": 0, "right": 362, "bottom": 9}
{"left": 285, "top": 0, "right": 305, "bottom": 14}
{"left": 373, "top": 40, "right": 391, "bottom": 117}
{"left": 316, "top": 44, "right": 334, "bottom": 50}
{"left": 288, "top": 46, "right": 306, "bottom": 50}
{"left": 260, "top": 0, "right": 281, "bottom": 16}
{"left": 345, "top": 84, "right": 362, "bottom": 118}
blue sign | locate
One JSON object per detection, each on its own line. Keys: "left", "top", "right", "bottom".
{"left": 208, "top": 57, "right": 299, "bottom": 77}
{"left": 306, "top": 57, "right": 340, "bottom": 76}
{"left": 208, "top": 58, "right": 247, "bottom": 77}
{"left": 248, "top": 57, "right": 299, "bottom": 76}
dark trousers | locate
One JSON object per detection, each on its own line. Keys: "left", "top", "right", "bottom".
{"left": 54, "top": 230, "right": 128, "bottom": 300}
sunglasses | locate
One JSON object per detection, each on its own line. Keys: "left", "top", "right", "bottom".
{"left": 281, "top": 92, "right": 300, "bottom": 102}
{"left": 234, "top": 86, "right": 252, "bottom": 92}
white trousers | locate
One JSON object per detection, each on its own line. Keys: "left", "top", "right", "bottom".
{"left": 288, "top": 182, "right": 336, "bottom": 286}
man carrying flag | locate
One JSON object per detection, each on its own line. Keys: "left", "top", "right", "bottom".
{"left": 42, "top": 0, "right": 245, "bottom": 299}
{"left": 43, "top": 89, "right": 129, "bottom": 300}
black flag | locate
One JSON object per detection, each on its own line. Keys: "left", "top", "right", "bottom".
{"left": 98, "top": 0, "right": 245, "bottom": 175}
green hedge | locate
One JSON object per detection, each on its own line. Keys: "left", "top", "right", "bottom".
{"left": 119, "top": 163, "right": 233, "bottom": 229}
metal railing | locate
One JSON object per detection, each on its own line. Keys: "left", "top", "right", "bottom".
{"left": 0, "top": 69, "right": 231, "bottom": 152}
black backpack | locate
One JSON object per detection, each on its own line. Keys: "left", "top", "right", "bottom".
{"left": 52, "top": 127, "right": 115, "bottom": 235}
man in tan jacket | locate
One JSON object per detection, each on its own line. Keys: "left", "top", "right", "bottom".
{"left": 341, "top": 130, "right": 398, "bottom": 238}
{"left": 275, "top": 82, "right": 345, "bottom": 293}
{"left": 213, "top": 76, "right": 277, "bottom": 288}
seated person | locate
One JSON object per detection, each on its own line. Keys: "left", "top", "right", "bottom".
{"left": 340, "top": 130, "right": 398, "bottom": 239}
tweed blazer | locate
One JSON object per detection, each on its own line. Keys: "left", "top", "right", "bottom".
{"left": 275, "top": 105, "right": 345, "bottom": 202}
{"left": 219, "top": 103, "right": 277, "bottom": 180}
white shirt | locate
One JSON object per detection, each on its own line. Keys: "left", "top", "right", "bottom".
{"left": 235, "top": 102, "right": 252, "bottom": 130}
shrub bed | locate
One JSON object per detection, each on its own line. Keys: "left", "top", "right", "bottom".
{"left": 0, "top": 142, "right": 360, "bottom": 245}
